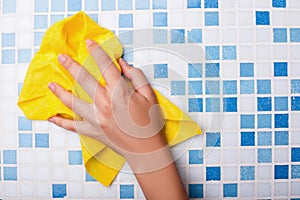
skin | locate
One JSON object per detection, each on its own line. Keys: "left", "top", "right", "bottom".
{"left": 47, "top": 39, "right": 189, "bottom": 200}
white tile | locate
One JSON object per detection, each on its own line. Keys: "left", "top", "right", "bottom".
{"left": 290, "top": 45, "right": 300, "bottom": 59}
{"left": 3, "top": 183, "right": 18, "bottom": 198}
{"left": 240, "top": 183, "right": 255, "bottom": 197}
{"left": 291, "top": 113, "right": 300, "bottom": 129}
{"left": 36, "top": 150, "right": 50, "bottom": 164}
{"left": 239, "top": 28, "right": 254, "bottom": 43}
{"left": 257, "top": 165, "right": 272, "bottom": 180}
{"left": 240, "top": 149, "right": 255, "bottom": 163}
{"left": 291, "top": 181, "right": 300, "bottom": 195}
{"left": 273, "top": 79, "right": 289, "bottom": 95}
{"left": 19, "top": 166, "right": 34, "bottom": 181}
{"left": 255, "top": 0, "right": 270, "bottom": 8}
{"left": 289, "top": 11, "right": 300, "bottom": 26}
{"left": 168, "top": 0, "right": 185, "bottom": 9}
{"left": 239, "top": 45, "right": 255, "bottom": 60}
{"left": 237, "top": 11, "right": 253, "bottom": 26}
{"left": 223, "top": 166, "right": 238, "bottom": 181}
{"left": 36, "top": 167, "right": 50, "bottom": 181}
{"left": 134, "top": 12, "right": 151, "bottom": 28}
{"left": 204, "top": 149, "right": 221, "bottom": 164}
{"left": 240, "top": 96, "right": 256, "bottom": 112}
{"left": 69, "top": 183, "right": 84, "bottom": 198}
{"left": 203, "top": 28, "right": 220, "bottom": 43}
{"left": 257, "top": 182, "right": 271, "bottom": 197}
{"left": 256, "top": 62, "right": 272, "bottom": 77}
{"left": 36, "top": 183, "right": 51, "bottom": 198}
{"left": 222, "top": 149, "right": 239, "bottom": 164}
{"left": 17, "top": 0, "right": 34, "bottom": 15}
{"left": 20, "top": 183, "right": 34, "bottom": 197}
{"left": 291, "top": 131, "right": 300, "bottom": 145}
{"left": 100, "top": 13, "right": 117, "bottom": 29}
{"left": 221, "top": 0, "right": 237, "bottom": 9}
{"left": 273, "top": 45, "right": 288, "bottom": 60}
{"left": 238, "top": 1, "right": 253, "bottom": 8}
{"left": 289, "top": 0, "right": 300, "bottom": 8}
{"left": 274, "top": 182, "right": 288, "bottom": 196}
{"left": 85, "top": 184, "right": 102, "bottom": 198}
{"left": 290, "top": 62, "right": 300, "bottom": 77}
{"left": 53, "top": 166, "right": 67, "bottom": 181}
{"left": 222, "top": 132, "right": 239, "bottom": 147}
{"left": 19, "top": 150, "right": 34, "bottom": 164}
{"left": 52, "top": 150, "right": 66, "bottom": 164}
{"left": 102, "top": 184, "right": 118, "bottom": 199}
{"left": 17, "top": 16, "right": 32, "bottom": 30}
{"left": 185, "top": 11, "right": 202, "bottom": 27}
{"left": 221, "top": 63, "right": 238, "bottom": 78}
{"left": 169, "top": 11, "right": 186, "bottom": 27}
{"left": 272, "top": 11, "right": 288, "bottom": 26}
{"left": 223, "top": 115, "right": 239, "bottom": 130}
{"left": 205, "top": 183, "right": 221, "bottom": 198}
{"left": 221, "top": 28, "right": 237, "bottom": 43}
{"left": 256, "top": 28, "right": 272, "bottom": 43}
{"left": 274, "top": 148, "right": 289, "bottom": 163}
{"left": 189, "top": 166, "right": 203, "bottom": 182}
{"left": 256, "top": 45, "right": 272, "bottom": 60}
{"left": 220, "top": 11, "right": 236, "bottom": 27}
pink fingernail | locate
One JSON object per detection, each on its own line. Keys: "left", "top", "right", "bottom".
{"left": 58, "top": 54, "right": 67, "bottom": 63}
{"left": 119, "top": 58, "right": 128, "bottom": 66}
{"left": 48, "top": 83, "right": 55, "bottom": 91}
{"left": 47, "top": 117, "right": 54, "bottom": 122}
{"left": 86, "top": 39, "right": 93, "bottom": 47}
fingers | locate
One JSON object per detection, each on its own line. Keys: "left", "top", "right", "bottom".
{"left": 86, "top": 39, "right": 122, "bottom": 89}
{"left": 48, "top": 82, "right": 95, "bottom": 122}
{"left": 119, "top": 58, "right": 156, "bottom": 102}
{"left": 58, "top": 54, "right": 105, "bottom": 101}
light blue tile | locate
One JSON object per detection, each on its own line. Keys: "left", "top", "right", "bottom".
{"left": 86, "top": 171, "right": 96, "bottom": 181}
{"left": 258, "top": 131, "right": 272, "bottom": 146}
{"left": 18, "top": 116, "right": 32, "bottom": 131}
{"left": 188, "top": 29, "right": 202, "bottom": 43}
{"left": 119, "top": 14, "right": 133, "bottom": 28}
{"left": 35, "top": 0, "right": 48, "bottom": 12}
{"left": 171, "top": 29, "right": 185, "bottom": 43}
{"left": 2, "top": 49, "right": 15, "bottom": 64}
{"left": 118, "top": 0, "right": 132, "bottom": 10}
{"left": 4, "top": 167, "right": 17, "bottom": 181}
{"left": 205, "top": 12, "right": 219, "bottom": 26}
{"left": 68, "top": 0, "right": 82, "bottom": 11}
{"left": 153, "top": 12, "right": 168, "bottom": 27}
{"left": 51, "top": 0, "right": 65, "bottom": 11}
{"left": 154, "top": 64, "right": 168, "bottom": 78}
{"left": 52, "top": 184, "right": 67, "bottom": 198}
{"left": 18, "top": 49, "right": 32, "bottom": 63}
{"left": 171, "top": 81, "right": 185, "bottom": 95}
{"left": 101, "top": 0, "right": 116, "bottom": 10}
{"left": 257, "top": 80, "right": 271, "bottom": 94}
{"left": 18, "top": 82, "right": 23, "bottom": 96}
{"left": 258, "top": 148, "right": 272, "bottom": 163}
{"left": 206, "top": 132, "right": 221, "bottom": 147}
{"left": 275, "top": 131, "right": 289, "bottom": 145}
{"left": 189, "top": 150, "right": 203, "bottom": 164}
{"left": 2, "top": 33, "right": 15, "bottom": 47}
{"left": 2, "top": 0, "right": 16, "bottom": 14}
{"left": 35, "top": 133, "right": 49, "bottom": 148}
{"left": 19, "top": 133, "right": 32, "bottom": 148}
{"left": 205, "top": 46, "right": 220, "bottom": 60}
{"left": 223, "top": 80, "right": 237, "bottom": 94}
{"left": 188, "top": 98, "right": 203, "bottom": 112}
{"left": 240, "top": 166, "right": 255, "bottom": 180}
{"left": 187, "top": 0, "right": 201, "bottom": 8}
{"left": 120, "top": 185, "right": 134, "bottom": 199}
{"left": 290, "top": 28, "right": 300, "bottom": 42}
{"left": 188, "top": 81, "right": 202, "bottom": 95}
{"left": 291, "top": 79, "right": 300, "bottom": 93}
{"left": 205, "top": 80, "right": 220, "bottom": 94}
{"left": 3, "top": 150, "right": 17, "bottom": 164}
{"left": 123, "top": 47, "right": 133, "bottom": 62}
{"left": 275, "top": 96, "right": 288, "bottom": 111}
{"left": 223, "top": 97, "right": 237, "bottom": 112}
{"left": 153, "top": 0, "right": 167, "bottom": 9}
{"left": 256, "top": 11, "right": 270, "bottom": 25}
{"left": 88, "top": 13, "right": 98, "bottom": 23}
{"left": 135, "top": 0, "right": 149, "bottom": 10}
{"left": 68, "top": 150, "right": 82, "bottom": 165}
{"left": 240, "top": 80, "right": 254, "bottom": 94}
{"left": 291, "top": 165, "right": 300, "bottom": 179}
{"left": 51, "top": 15, "right": 65, "bottom": 25}
{"left": 240, "top": 114, "right": 255, "bottom": 129}
{"left": 205, "top": 63, "right": 220, "bottom": 77}
{"left": 273, "top": 28, "right": 287, "bottom": 42}
{"left": 85, "top": 0, "right": 98, "bottom": 11}
{"left": 222, "top": 46, "right": 236, "bottom": 60}
{"left": 188, "top": 63, "right": 202, "bottom": 78}
{"left": 257, "top": 114, "right": 272, "bottom": 128}
{"left": 206, "top": 98, "right": 220, "bottom": 112}
{"left": 34, "top": 15, "right": 48, "bottom": 29}
{"left": 34, "top": 32, "right": 44, "bottom": 46}
{"left": 153, "top": 29, "right": 168, "bottom": 44}
{"left": 118, "top": 30, "right": 133, "bottom": 45}
{"left": 240, "top": 63, "right": 254, "bottom": 77}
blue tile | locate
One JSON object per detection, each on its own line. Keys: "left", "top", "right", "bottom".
{"left": 256, "top": 11, "right": 270, "bottom": 25}
{"left": 153, "top": 12, "right": 168, "bottom": 27}
{"left": 188, "top": 29, "right": 202, "bottom": 43}
{"left": 188, "top": 63, "right": 202, "bottom": 78}
{"left": 275, "top": 131, "right": 289, "bottom": 145}
{"left": 206, "top": 132, "right": 221, "bottom": 147}
{"left": 35, "top": 0, "right": 48, "bottom": 12}
{"left": 2, "top": 0, "right": 16, "bottom": 13}
{"left": 18, "top": 82, "right": 23, "bottom": 96}
{"left": 18, "top": 49, "right": 31, "bottom": 63}
{"left": 123, "top": 47, "right": 133, "bottom": 62}
{"left": 119, "top": 14, "right": 133, "bottom": 28}
{"left": 153, "top": 0, "right": 167, "bottom": 9}
{"left": 3, "top": 150, "right": 17, "bottom": 164}
{"left": 258, "top": 148, "right": 272, "bottom": 163}
{"left": 206, "top": 166, "right": 221, "bottom": 181}
{"left": 204, "top": 0, "right": 218, "bottom": 8}
{"left": 257, "top": 97, "right": 272, "bottom": 111}
{"left": 51, "top": 15, "right": 65, "bottom": 25}
{"left": 85, "top": 0, "right": 98, "bottom": 11}
{"left": 223, "top": 97, "right": 237, "bottom": 112}
{"left": 187, "top": 0, "right": 201, "bottom": 8}
{"left": 205, "top": 46, "right": 220, "bottom": 60}
{"left": 2, "top": 33, "right": 15, "bottom": 47}
{"left": 274, "top": 62, "right": 288, "bottom": 76}
{"left": 205, "top": 12, "right": 219, "bottom": 26}
{"left": 34, "top": 15, "right": 48, "bottom": 29}
{"left": 171, "top": 29, "right": 185, "bottom": 43}
{"left": 35, "top": 133, "right": 49, "bottom": 148}
{"left": 188, "top": 81, "right": 202, "bottom": 95}
{"left": 52, "top": 184, "right": 67, "bottom": 198}
{"left": 222, "top": 46, "right": 236, "bottom": 60}
{"left": 291, "top": 79, "right": 300, "bottom": 93}
{"left": 188, "top": 98, "right": 203, "bottom": 112}
{"left": 240, "top": 80, "right": 254, "bottom": 94}
{"left": 206, "top": 98, "right": 220, "bottom": 112}
{"left": 88, "top": 14, "right": 98, "bottom": 23}
{"left": 257, "top": 114, "right": 272, "bottom": 128}
{"left": 4, "top": 167, "right": 17, "bottom": 181}
{"left": 275, "top": 165, "right": 289, "bottom": 179}
{"left": 258, "top": 131, "right": 272, "bottom": 146}
{"left": 275, "top": 114, "right": 289, "bottom": 128}
{"left": 241, "top": 132, "right": 255, "bottom": 146}
{"left": 68, "top": 150, "right": 82, "bottom": 165}
{"left": 292, "top": 96, "right": 300, "bottom": 111}
{"left": 135, "top": 0, "right": 149, "bottom": 10}
{"left": 2, "top": 49, "right": 15, "bottom": 64}
{"left": 223, "top": 80, "right": 237, "bottom": 94}
{"left": 68, "top": 0, "right": 82, "bottom": 11}
{"left": 240, "top": 63, "right": 254, "bottom": 77}
{"left": 18, "top": 116, "right": 32, "bottom": 131}
{"left": 240, "top": 166, "right": 255, "bottom": 180}
{"left": 119, "top": 30, "right": 133, "bottom": 45}
{"left": 257, "top": 80, "right": 271, "bottom": 94}
{"left": 291, "top": 165, "right": 300, "bottom": 179}
{"left": 241, "top": 114, "right": 255, "bottom": 129}
{"left": 86, "top": 171, "right": 96, "bottom": 181}
{"left": 171, "top": 81, "right": 185, "bottom": 95}
{"left": 120, "top": 184, "right": 134, "bottom": 199}
{"left": 223, "top": 183, "right": 238, "bottom": 197}
{"left": 153, "top": 29, "right": 168, "bottom": 44}
{"left": 19, "top": 133, "right": 32, "bottom": 148}
{"left": 118, "top": 0, "right": 132, "bottom": 10}
{"left": 205, "top": 80, "right": 220, "bottom": 94}
{"left": 189, "top": 150, "right": 203, "bottom": 164}
{"left": 205, "top": 63, "right": 220, "bottom": 77}
{"left": 273, "top": 28, "right": 287, "bottom": 42}
{"left": 101, "top": 0, "right": 115, "bottom": 10}
{"left": 290, "top": 28, "right": 300, "bottom": 42}
{"left": 292, "top": 148, "right": 300, "bottom": 162}
{"left": 51, "top": 0, "right": 65, "bottom": 11}
{"left": 275, "top": 96, "right": 288, "bottom": 111}
{"left": 34, "top": 32, "right": 44, "bottom": 46}
{"left": 154, "top": 64, "right": 168, "bottom": 78}
{"left": 189, "top": 184, "right": 203, "bottom": 198}
{"left": 272, "top": 0, "right": 286, "bottom": 8}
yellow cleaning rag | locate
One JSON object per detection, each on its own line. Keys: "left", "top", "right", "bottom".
{"left": 18, "top": 11, "right": 202, "bottom": 186}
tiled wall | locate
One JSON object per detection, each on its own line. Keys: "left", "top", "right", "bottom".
{"left": 1, "top": 0, "right": 300, "bottom": 199}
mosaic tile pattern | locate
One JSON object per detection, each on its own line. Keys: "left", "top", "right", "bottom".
{"left": 0, "top": 0, "right": 300, "bottom": 199}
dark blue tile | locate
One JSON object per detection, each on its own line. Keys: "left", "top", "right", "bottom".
{"left": 153, "top": 12, "right": 168, "bottom": 27}
{"left": 189, "top": 184, "right": 203, "bottom": 198}
{"left": 274, "top": 62, "right": 288, "bottom": 76}
{"left": 257, "top": 97, "right": 272, "bottom": 111}
{"left": 240, "top": 114, "right": 255, "bottom": 129}
{"left": 272, "top": 0, "right": 286, "bottom": 8}
{"left": 187, "top": 0, "right": 201, "bottom": 8}
{"left": 120, "top": 184, "right": 134, "bottom": 199}
{"left": 258, "top": 148, "right": 272, "bottom": 163}
{"left": 256, "top": 11, "right": 270, "bottom": 25}
{"left": 275, "top": 114, "right": 289, "bottom": 128}
{"left": 241, "top": 132, "right": 255, "bottom": 146}
{"left": 188, "top": 63, "right": 202, "bottom": 78}
{"left": 223, "top": 183, "right": 238, "bottom": 197}
{"left": 52, "top": 184, "right": 67, "bottom": 198}
{"left": 275, "top": 131, "right": 289, "bottom": 145}
{"left": 189, "top": 150, "right": 203, "bottom": 164}
{"left": 292, "top": 96, "right": 300, "bottom": 111}
{"left": 188, "top": 98, "right": 203, "bottom": 112}
{"left": 204, "top": 0, "right": 218, "bottom": 8}
{"left": 292, "top": 148, "right": 300, "bottom": 162}
{"left": 206, "top": 166, "right": 221, "bottom": 181}
{"left": 275, "top": 165, "right": 289, "bottom": 179}
{"left": 223, "top": 97, "right": 237, "bottom": 112}
{"left": 206, "top": 132, "right": 221, "bottom": 147}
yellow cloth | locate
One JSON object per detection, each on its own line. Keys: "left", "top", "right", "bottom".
{"left": 18, "top": 11, "right": 202, "bottom": 186}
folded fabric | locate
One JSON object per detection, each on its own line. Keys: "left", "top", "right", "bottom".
{"left": 18, "top": 11, "right": 202, "bottom": 186}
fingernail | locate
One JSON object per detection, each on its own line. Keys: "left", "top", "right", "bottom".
{"left": 47, "top": 117, "right": 54, "bottom": 122}
{"left": 119, "top": 58, "right": 128, "bottom": 66}
{"left": 58, "top": 54, "right": 67, "bottom": 63}
{"left": 48, "top": 83, "right": 55, "bottom": 91}
{"left": 86, "top": 39, "right": 94, "bottom": 47}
